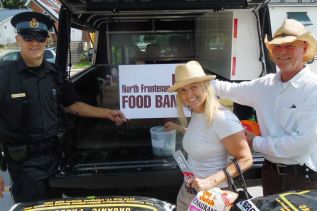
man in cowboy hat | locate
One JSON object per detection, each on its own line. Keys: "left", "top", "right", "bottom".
{"left": 0, "top": 12, "right": 126, "bottom": 203}
{"left": 212, "top": 19, "right": 317, "bottom": 195}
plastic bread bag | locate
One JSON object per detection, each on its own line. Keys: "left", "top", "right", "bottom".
{"left": 188, "top": 188, "right": 238, "bottom": 211}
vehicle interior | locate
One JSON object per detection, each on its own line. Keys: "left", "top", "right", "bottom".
{"left": 52, "top": 0, "right": 269, "bottom": 202}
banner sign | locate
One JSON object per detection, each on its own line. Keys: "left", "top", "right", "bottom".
{"left": 9, "top": 196, "right": 175, "bottom": 211}
{"left": 237, "top": 190, "right": 317, "bottom": 211}
{"left": 119, "top": 64, "right": 190, "bottom": 119}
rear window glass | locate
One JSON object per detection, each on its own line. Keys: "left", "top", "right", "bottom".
{"left": 109, "top": 33, "right": 194, "bottom": 65}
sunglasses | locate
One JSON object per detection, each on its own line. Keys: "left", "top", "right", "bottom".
{"left": 21, "top": 34, "right": 47, "bottom": 43}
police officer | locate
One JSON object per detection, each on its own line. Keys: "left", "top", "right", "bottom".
{"left": 0, "top": 12, "right": 126, "bottom": 203}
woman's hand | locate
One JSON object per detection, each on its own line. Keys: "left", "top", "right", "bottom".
{"left": 187, "top": 176, "right": 219, "bottom": 192}
{"left": 164, "top": 121, "right": 186, "bottom": 133}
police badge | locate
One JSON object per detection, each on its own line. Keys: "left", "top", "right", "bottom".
{"left": 29, "top": 18, "right": 39, "bottom": 28}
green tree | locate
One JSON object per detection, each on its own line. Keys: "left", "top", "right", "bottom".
{"left": 1, "top": 0, "right": 26, "bottom": 9}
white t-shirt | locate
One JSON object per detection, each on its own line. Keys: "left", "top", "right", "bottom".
{"left": 183, "top": 107, "right": 243, "bottom": 187}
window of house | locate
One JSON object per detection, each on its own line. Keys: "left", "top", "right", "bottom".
{"left": 287, "top": 12, "right": 313, "bottom": 26}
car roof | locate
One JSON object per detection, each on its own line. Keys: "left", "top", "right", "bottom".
{"left": 0, "top": 49, "right": 18, "bottom": 58}
{"left": 60, "top": 0, "right": 266, "bottom": 31}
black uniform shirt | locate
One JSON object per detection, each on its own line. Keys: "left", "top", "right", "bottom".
{"left": 0, "top": 56, "right": 79, "bottom": 144}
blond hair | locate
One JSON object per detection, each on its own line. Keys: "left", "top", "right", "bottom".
{"left": 177, "top": 81, "right": 219, "bottom": 127}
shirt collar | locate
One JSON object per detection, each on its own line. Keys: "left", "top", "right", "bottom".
{"left": 289, "top": 66, "right": 310, "bottom": 88}
{"left": 17, "top": 53, "right": 56, "bottom": 75}
{"left": 274, "top": 66, "right": 310, "bottom": 89}
{"left": 42, "top": 59, "right": 56, "bottom": 73}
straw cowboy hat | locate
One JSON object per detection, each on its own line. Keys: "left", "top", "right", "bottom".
{"left": 168, "top": 61, "right": 216, "bottom": 92}
{"left": 265, "top": 19, "right": 317, "bottom": 62}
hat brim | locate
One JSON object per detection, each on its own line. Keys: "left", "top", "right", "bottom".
{"left": 265, "top": 32, "right": 317, "bottom": 62}
{"left": 18, "top": 29, "right": 49, "bottom": 37}
{"left": 168, "top": 75, "right": 216, "bottom": 93}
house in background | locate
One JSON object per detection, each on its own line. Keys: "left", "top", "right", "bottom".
{"left": 25, "top": 0, "right": 83, "bottom": 43}
{"left": 25, "top": 0, "right": 90, "bottom": 64}
{"left": 0, "top": 9, "right": 31, "bottom": 46}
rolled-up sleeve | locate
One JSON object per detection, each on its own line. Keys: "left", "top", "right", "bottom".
{"left": 61, "top": 80, "right": 80, "bottom": 107}
{"left": 212, "top": 79, "right": 259, "bottom": 108}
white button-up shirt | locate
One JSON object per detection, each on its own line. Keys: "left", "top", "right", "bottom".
{"left": 213, "top": 66, "right": 317, "bottom": 171}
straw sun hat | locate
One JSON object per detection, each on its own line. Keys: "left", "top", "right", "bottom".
{"left": 168, "top": 61, "right": 216, "bottom": 92}
{"left": 265, "top": 19, "right": 317, "bottom": 62}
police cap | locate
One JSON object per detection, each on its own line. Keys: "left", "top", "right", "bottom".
{"left": 11, "top": 12, "right": 52, "bottom": 37}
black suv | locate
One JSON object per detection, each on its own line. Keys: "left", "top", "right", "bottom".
{"left": 51, "top": 0, "right": 270, "bottom": 203}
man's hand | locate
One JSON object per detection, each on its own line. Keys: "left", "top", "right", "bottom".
{"left": 0, "top": 175, "right": 4, "bottom": 198}
{"left": 65, "top": 102, "right": 127, "bottom": 125}
{"left": 107, "top": 109, "right": 127, "bottom": 125}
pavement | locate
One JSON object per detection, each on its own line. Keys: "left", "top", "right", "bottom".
{"left": 0, "top": 171, "right": 14, "bottom": 211}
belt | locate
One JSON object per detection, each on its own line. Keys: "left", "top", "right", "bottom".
{"left": 4, "top": 137, "right": 59, "bottom": 162}
{"left": 264, "top": 160, "right": 315, "bottom": 176}
{"left": 27, "top": 138, "right": 59, "bottom": 154}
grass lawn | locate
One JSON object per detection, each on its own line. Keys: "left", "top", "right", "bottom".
{"left": 73, "top": 61, "right": 91, "bottom": 69}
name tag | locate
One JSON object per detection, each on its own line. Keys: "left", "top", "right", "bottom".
{"left": 11, "top": 93, "right": 26, "bottom": 98}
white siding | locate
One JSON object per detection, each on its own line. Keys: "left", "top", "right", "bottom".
{"left": 0, "top": 18, "right": 16, "bottom": 45}
{"left": 71, "top": 28, "right": 82, "bottom": 42}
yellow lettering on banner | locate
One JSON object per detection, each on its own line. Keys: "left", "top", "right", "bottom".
{"left": 299, "top": 204, "right": 311, "bottom": 211}
{"left": 280, "top": 190, "right": 312, "bottom": 211}
{"left": 24, "top": 203, "right": 152, "bottom": 211}
{"left": 59, "top": 209, "right": 82, "bottom": 211}
{"left": 276, "top": 198, "right": 291, "bottom": 211}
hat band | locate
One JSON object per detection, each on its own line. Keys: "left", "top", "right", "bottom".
{"left": 16, "top": 21, "right": 48, "bottom": 31}
{"left": 274, "top": 33, "right": 298, "bottom": 39}
{"left": 176, "top": 73, "right": 208, "bottom": 82}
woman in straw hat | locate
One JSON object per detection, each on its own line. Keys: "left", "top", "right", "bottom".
{"left": 166, "top": 61, "right": 253, "bottom": 210}
{"left": 212, "top": 19, "right": 317, "bottom": 196}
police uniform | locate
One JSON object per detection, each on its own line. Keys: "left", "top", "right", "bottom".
{"left": 0, "top": 12, "right": 79, "bottom": 202}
